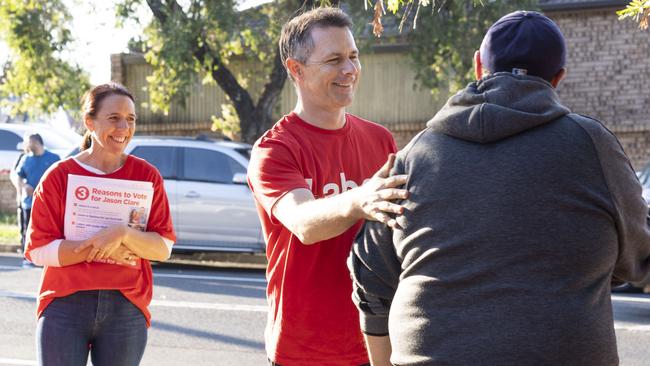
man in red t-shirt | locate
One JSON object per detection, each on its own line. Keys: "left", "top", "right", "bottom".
{"left": 247, "top": 7, "right": 408, "bottom": 366}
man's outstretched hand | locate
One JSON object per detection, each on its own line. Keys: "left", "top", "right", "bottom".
{"left": 352, "top": 154, "right": 409, "bottom": 229}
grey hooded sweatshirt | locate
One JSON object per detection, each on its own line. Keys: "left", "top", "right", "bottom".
{"left": 350, "top": 73, "right": 650, "bottom": 366}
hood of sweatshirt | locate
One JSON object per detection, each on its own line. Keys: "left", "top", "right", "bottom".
{"left": 427, "top": 72, "right": 571, "bottom": 143}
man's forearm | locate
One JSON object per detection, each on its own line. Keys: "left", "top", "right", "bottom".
{"left": 271, "top": 154, "right": 408, "bottom": 245}
{"left": 278, "top": 188, "right": 361, "bottom": 244}
{"left": 365, "top": 335, "right": 392, "bottom": 366}
{"left": 9, "top": 171, "right": 20, "bottom": 189}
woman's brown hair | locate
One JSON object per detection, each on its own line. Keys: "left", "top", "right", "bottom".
{"left": 79, "top": 83, "right": 135, "bottom": 151}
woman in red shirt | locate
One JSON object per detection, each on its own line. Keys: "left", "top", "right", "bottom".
{"left": 25, "top": 83, "right": 175, "bottom": 366}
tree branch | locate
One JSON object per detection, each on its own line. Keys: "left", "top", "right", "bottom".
{"left": 256, "top": 46, "right": 287, "bottom": 119}
{"left": 203, "top": 45, "right": 256, "bottom": 115}
{"left": 146, "top": 0, "right": 168, "bottom": 23}
{"left": 146, "top": 0, "right": 255, "bottom": 119}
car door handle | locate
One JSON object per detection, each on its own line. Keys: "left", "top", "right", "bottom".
{"left": 185, "top": 191, "right": 200, "bottom": 198}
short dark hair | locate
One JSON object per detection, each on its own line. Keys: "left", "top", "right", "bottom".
{"left": 279, "top": 7, "right": 353, "bottom": 67}
{"left": 27, "top": 133, "right": 43, "bottom": 146}
{"left": 79, "top": 82, "right": 135, "bottom": 151}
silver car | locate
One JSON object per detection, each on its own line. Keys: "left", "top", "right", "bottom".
{"left": 124, "top": 136, "right": 264, "bottom": 254}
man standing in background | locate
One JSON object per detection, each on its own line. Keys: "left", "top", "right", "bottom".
{"left": 11, "top": 133, "right": 59, "bottom": 267}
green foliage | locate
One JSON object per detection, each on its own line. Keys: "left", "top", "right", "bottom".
{"left": 116, "top": 0, "right": 288, "bottom": 115}
{"left": 617, "top": 0, "right": 650, "bottom": 29}
{"left": 0, "top": 0, "right": 90, "bottom": 116}
{"left": 211, "top": 103, "right": 241, "bottom": 140}
{"left": 409, "top": 0, "right": 538, "bottom": 93}
{"left": 352, "top": 0, "right": 537, "bottom": 95}
{"left": 0, "top": 212, "right": 19, "bottom": 245}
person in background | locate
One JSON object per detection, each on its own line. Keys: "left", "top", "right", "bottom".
{"left": 247, "top": 7, "right": 408, "bottom": 366}
{"left": 12, "top": 133, "right": 59, "bottom": 267}
{"left": 25, "top": 83, "right": 176, "bottom": 366}
{"left": 350, "top": 11, "right": 650, "bottom": 366}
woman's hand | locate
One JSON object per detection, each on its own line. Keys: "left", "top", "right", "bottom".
{"left": 109, "top": 245, "right": 140, "bottom": 267}
{"left": 74, "top": 225, "right": 127, "bottom": 262}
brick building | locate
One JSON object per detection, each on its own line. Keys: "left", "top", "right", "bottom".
{"left": 541, "top": 0, "right": 650, "bottom": 168}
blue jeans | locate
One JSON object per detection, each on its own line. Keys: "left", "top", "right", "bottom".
{"left": 36, "top": 290, "right": 147, "bottom": 366}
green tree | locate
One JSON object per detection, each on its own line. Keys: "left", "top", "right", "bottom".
{"left": 350, "top": 0, "right": 537, "bottom": 94}
{"left": 117, "top": 0, "right": 338, "bottom": 143}
{"left": 0, "top": 0, "right": 90, "bottom": 117}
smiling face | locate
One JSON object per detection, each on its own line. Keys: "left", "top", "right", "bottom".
{"left": 293, "top": 26, "right": 361, "bottom": 113}
{"left": 130, "top": 208, "right": 142, "bottom": 223}
{"left": 84, "top": 94, "right": 136, "bottom": 156}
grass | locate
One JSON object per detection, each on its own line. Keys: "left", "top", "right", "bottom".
{"left": 0, "top": 212, "right": 20, "bottom": 245}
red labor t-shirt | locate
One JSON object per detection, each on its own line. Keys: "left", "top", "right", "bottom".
{"left": 248, "top": 113, "right": 397, "bottom": 365}
{"left": 25, "top": 156, "right": 176, "bottom": 327}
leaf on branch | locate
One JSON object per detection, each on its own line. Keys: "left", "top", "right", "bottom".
{"left": 617, "top": 0, "right": 650, "bottom": 29}
{"left": 640, "top": 7, "right": 650, "bottom": 29}
{"left": 211, "top": 103, "right": 240, "bottom": 141}
{"left": 372, "top": 0, "right": 385, "bottom": 37}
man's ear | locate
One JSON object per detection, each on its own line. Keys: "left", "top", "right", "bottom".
{"left": 550, "top": 68, "right": 567, "bottom": 89}
{"left": 286, "top": 58, "right": 302, "bottom": 81}
{"left": 474, "top": 50, "right": 483, "bottom": 81}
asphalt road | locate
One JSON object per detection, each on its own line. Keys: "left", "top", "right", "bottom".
{"left": 1, "top": 253, "right": 650, "bottom": 366}
{"left": 0, "top": 254, "right": 267, "bottom": 366}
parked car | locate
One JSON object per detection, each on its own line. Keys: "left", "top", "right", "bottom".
{"left": 0, "top": 123, "right": 81, "bottom": 173}
{"left": 638, "top": 163, "right": 650, "bottom": 206}
{"left": 120, "top": 136, "right": 264, "bottom": 254}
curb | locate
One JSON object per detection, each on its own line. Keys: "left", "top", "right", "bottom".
{"left": 0, "top": 244, "right": 20, "bottom": 254}
{"left": 0, "top": 243, "right": 267, "bottom": 269}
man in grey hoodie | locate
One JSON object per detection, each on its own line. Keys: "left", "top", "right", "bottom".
{"left": 350, "top": 10, "right": 650, "bottom": 366}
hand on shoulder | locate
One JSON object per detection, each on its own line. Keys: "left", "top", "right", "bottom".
{"left": 350, "top": 154, "right": 409, "bottom": 228}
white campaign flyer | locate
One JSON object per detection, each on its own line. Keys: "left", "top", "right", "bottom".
{"left": 64, "top": 174, "right": 154, "bottom": 242}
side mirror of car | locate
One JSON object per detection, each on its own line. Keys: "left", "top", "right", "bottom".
{"left": 16, "top": 142, "right": 24, "bottom": 151}
{"left": 232, "top": 172, "right": 248, "bottom": 185}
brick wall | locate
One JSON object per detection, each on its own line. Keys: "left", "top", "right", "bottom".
{"left": 135, "top": 121, "right": 214, "bottom": 137}
{"left": 546, "top": 6, "right": 650, "bottom": 168}
{"left": 0, "top": 173, "right": 18, "bottom": 215}
{"left": 384, "top": 121, "right": 427, "bottom": 148}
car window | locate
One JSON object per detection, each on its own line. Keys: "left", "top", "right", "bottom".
{"left": 0, "top": 130, "right": 22, "bottom": 150}
{"left": 183, "top": 147, "right": 245, "bottom": 183}
{"left": 235, "top": 147, "right": 251, "bottom": 161}
{"left": 130, "top": 146, "right": 177, "bottom": 179}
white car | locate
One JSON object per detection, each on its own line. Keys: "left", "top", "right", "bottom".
{"left": 639, "top": 165, "right": 650, "bottom": 206}
{"left": 0, "top": 123, "right": 81, "bottom": 173}
{"left": 123, "top": 136, "right": 264, "bottom": 253}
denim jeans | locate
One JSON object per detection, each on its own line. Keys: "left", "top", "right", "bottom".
{"left": 36, "top": 290, "right": 147, "bottom": 366}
